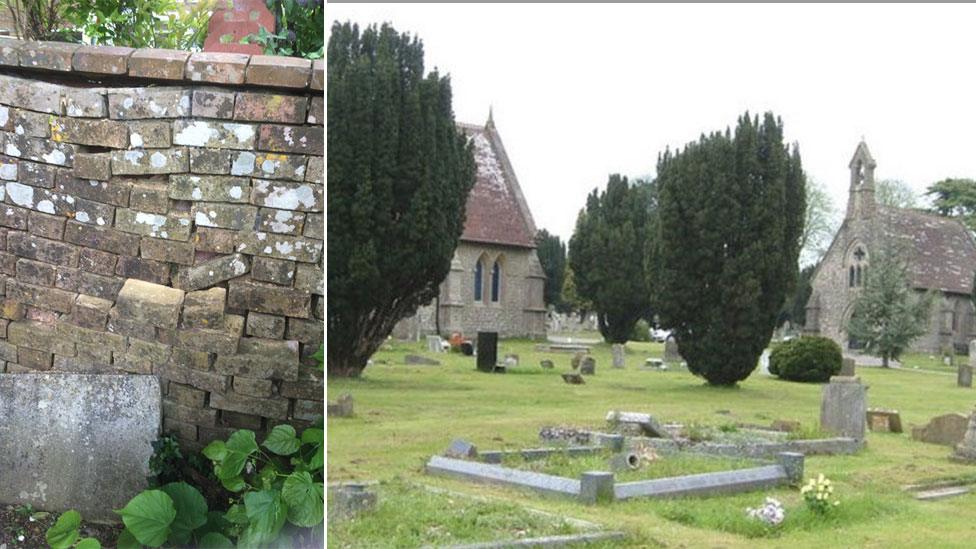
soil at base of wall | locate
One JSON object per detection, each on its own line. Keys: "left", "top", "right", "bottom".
{"left": 0, "top": 505, "right": 123, "bottom": 548}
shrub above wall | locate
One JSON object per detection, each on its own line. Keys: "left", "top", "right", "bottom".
{"left": 0, "top": 40, "right": 323, "bottom": 450}
{"left": 768, "top": 336, "right": 843, "bottom": 383}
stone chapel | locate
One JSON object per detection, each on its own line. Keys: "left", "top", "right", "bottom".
{"left": 804, "top": 141, "right": 976, "bottom": 353}
{"left": 393, "top": 115, "right": 547, "bottom": 339}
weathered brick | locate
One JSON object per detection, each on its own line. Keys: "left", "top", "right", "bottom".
{"left": 304, "top": 157, "right": 321, "bottom": 184}
{"left": 70, "top": 294, "right": 112, "bottom": 329}
{"left": 72, "top": 153, "right": 112, "bottom": 180}
{"left": 129, "top": 49, "right": 191, "bottom": 80}
{"left": 185, "top": 52, "right": 249, "bottom": 84}
{"left": 250, "top": 179, "right": 322, "bottom": 212}
{"left": 111, "top": 148, "right": 188, "bottom": 175}
{"left": 20, "top": 161, "right": 56, "bottom": 188}
{"left": 255, "top": 208, "right": 304, "bottom": 236}
{"left": 19, "top": 41, "right": 79, "bottom": 71}
{"left": 72, "top": 45, "right": 134, "bottom": 75}
{"left": 115, "top": 255, "right": 171, "bottom": 285}
{"left": 307, "top": 96, "right": 323, "bottom": 125}
{"left": 251, "top": 256, "right": 295, "bottom": 285}
{"left": 303, "top": 213, "right": 322, "bottom": 240}
{"left": 0, "top": 299, "right": 26, "bottom": 320}
{"left": 18, "top": 346, "right": 52, "bottom": 370}
{"left": 191, "top": 227, "right": 236, "bottom": 253}
{"left": 168, "top": 382, "right": 207, "bottom": 408}
{"left": 4, "top": 135, "right": 75, "bottom": 167}
{"left": 169, "top": 348, "right": 211, "bottom": 371}
{"left": 116, "top": 352, "right": 153, "bottom": 374}
{"left": 115, "top": 278, "right": 184, "bottom": 329}
{"left": 16, "top": 258, "right": 55, "bottom": 286}
{"left": 218, "top": 410, "right": 264, "bottom": 430}
{"left": 8, "top": 320, "right": 75, "bottom": 354}
{"left": 140, "top": 236, "right": 193, "bottom": 265}
{"left": 51, "top": 117, "right": 129, "bottom": 148}
{"left": 238, "top": 337, "right": 299, "bottom": 361}
{"left": 11, "top": 109, "right": 51, "bottom": 137}
{"left": 106, "top": 307, "right": 156, "bottom": 341}
{"left": 232, "top": 376, "right": 273, "bottom": 398}
{"left": 56, "top": 171, "right": 130, "bottom": 206}
{"left": 169, "top": 174, "right": 249, "bottom": 203}
{"left": 56, "top": 319, "right": 127, "bottom": 353}
{"left": 0, "top": 74, "right": 62, "bottom": 114}
{"left": 279, "top": 368, "right": 323, "bottom": 400}
{"left": 245, "top": 312, "right": 285, "bottom": 339}
{"left": 209, "top": 391, "right": 289, "bottom": 419}
{"left": 227, "top": 279, "right": 309, "bottom": 318}
{"left": 230, "top": 151, "right": 307, "bottom": 181}
{"left": 235, "top": 232, "right": 322, "bottom": 263}
{"left": 0, "top": 157, "right": 16, "bottom": 181}
{"left": 25, "top": 306, "right": 58, "bottom": 324}
{"left": 189, "top": 148, "right": 233, "bottom": 174}
{"left": 0, "top": 318, "right": 7, "bottom": 338}
{"left": 55, "top": 267, "right": 124, "bottom": 300}
{"left": 293, "top": 399, "right": 323, "bottom": 421}
{"left": 128, "top": 121, "right": 171, "bottom": 148}
{"left": 182, "top": 287, "right": 226, "bottom": 329}
{"left": 162, "top": 399, "right": 217, "bottom": 426}
{"left": 0, "top": 39, "right": 19, "bottom": 67}
{"left": 311, "top": 59, "right": 324, "bottom": 91}
{"left": 191, "top": 202, "right": 257, "bottom": 231}
{"left": 294, "top": 263, "right": 323, "bottom": 296}
{"left": 64, "top": 221, "right": 139, "bottom": 256}
{"left": 176, "top": 253, "right": 249, "bottom": 291}
{"left": 233, "top": 93, "right": 307, "bottom": 124}
{"left": 5, "top": 181, "right": 115, "bottom": 225}
{"left": 126, "top": 337, "right": 172, "bottom": 366}
{"left": 173, "top": 326, "right": 238, "bottom": 354}
{"left": 76, "top": 341, "right": 113, "bottom": 363}
{"left": 164, "top": 418, "right": 198, "bottom": 441}
{"left": 115, "top": 208, "right": 192, "bottom": 241}
{"left": 108, "top": 88, "right": 191, "bottom": 120}
{"left": 1, "top": 204, "right": 28, "bottom": 229}
{"left": 0, "top": 340, "right": 15, "bottom": 362}
{"left": 63, "top": 87, "right": 108, "bottom": 118}
{"left": 127, "top": 180, "right": 170, "bottom": 214}
{"left": 245, "top": 55, "right": 311, "bottom": 88}
{"left": 257, "top": 125, "right": 322, "bottom": 155}
{"left": 7, "top": 232, "right": 79, "bottom": 266}
{"left": 0, "top": 251, "right": 16, "bottom": 275}
{"left": 173, "top": 120, "right": 257, "bottom": 150}
{"left": 28, "top": 210, "right": 65, "bottom": 239}
{"left": 191, "top": 89, "right": 236, "bottom": 118}
{"left": 78, "top": 247, "right": 117, "bottom": 276}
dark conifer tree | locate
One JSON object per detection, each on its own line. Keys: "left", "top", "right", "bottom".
{"left": 327, "top": 22, "right": 476, "bottom": 377}
{"left": 569, "top": 175, "right": 653, "bottom": 343}
{"left": 653, "top": 113, "right": 805, "bottom": 385}
{"left": 535, "top": 229, "right": 567, "bottom": 309}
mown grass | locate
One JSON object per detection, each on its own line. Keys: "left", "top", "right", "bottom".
{"left": 328, "top": 338, "right": 976, "bottom": 548}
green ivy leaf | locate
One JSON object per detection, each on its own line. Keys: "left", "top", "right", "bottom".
{"left": 311, "top": 345, "right": 324, "bottom": 369}
{"left": 244, "top": 490, "right": 288, "bottom": 539}
{"left": 75, "top": 538, "right": 102, "bottom": 549}
{"left": 202, "top": 440, "right": 227, "bottom": 463}
{"left": 281, "top": 471, "right": 324, "bottom": 527}
{"left": 263, "top": 425, "right": 301, "bottom": 456}
{"left": 219, "top": 430, "right": 258, "bottom": 480}
{"left": 220, "top": 474, "right": 247, "bottom": 493}
{"left": 160, "top": 482, "right": 208, "bottom": 545}
{"left": 301, "top": 427, "right": 324, "bottom": 470}
{"left": 198, "top": 532, "right": 234, "bottom": 548}
{"left": 115, "top": 490, "right": 176, "bottom": 548}
{"left": 224, "top": 503, "right": 248, "bottom": 525}
{"left": 116, "top": 528, "right": 140, "bottom": 549}
{"left": 300, "top": 427, "right": 323, "bottom": 446}
{"left": 46, "top": 510, "right": 81, "bottom": 549}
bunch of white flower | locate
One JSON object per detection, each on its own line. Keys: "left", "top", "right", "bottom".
{"left": 746, "top": 497, "right": 785, "bottom": 526}
{"left": 800, "top": 473, "right": 840, "bottom": 513}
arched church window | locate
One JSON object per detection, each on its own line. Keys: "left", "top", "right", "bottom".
{"left": 491, "top": 261, "right": 501, "bottom": 302}
{"left": 849, "top": 266, "right": 855, "bottom": 288}
{"left": 856, "top": 266, "right": 862, "bottom": 287}
{"left": 474, "top": 260, "right": 483, "bottom": 302}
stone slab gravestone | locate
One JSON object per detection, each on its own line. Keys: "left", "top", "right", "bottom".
{"left": 562, "top": 372, "right": 585, "bottom": 385}
{"left": 958, "top": 364, "right": 972, "bottom": 388}
{"left": 426, "top": 335, "right": 443, "bottom": 353}
{"left": 911, "top": 413, "right": 969, "bottom": 446}
{"left": 0, "top": 374, "right": 160, "bottom": 522}
{"left": 611, "top": 344, "right": 625, "bottom": 369}
{"left": 840, "top": 357, "right": 856, "bottom": 377}
{"left": 579, "top": 356, "right": 596, "bottom": 375}
{"left": 820, "top": 376, "right": 867, "bottom": 440}
{"left": 952, "top": 410, "right": 976, "bottom": 463}
{"left": 540, "top": 359, "right": 554, "bottom": 369}
{"left": 866, "top": 409, "right": 903, "bottom": 433}
{"left": 664, "top": 336, "right": 682, "bottom": 363}
{"left": 476, "top": 332, "right": 498, "bottom": 372}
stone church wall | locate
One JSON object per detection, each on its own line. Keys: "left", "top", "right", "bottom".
{"left": 0, "top": 41, "right": 323, "bottom": 450}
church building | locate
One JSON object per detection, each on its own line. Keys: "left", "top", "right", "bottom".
{"left": 394, "top": 115, "right": 547, "bottom": 339}
{"left": 804, "top": 141, "right": 976, "bottom": 353}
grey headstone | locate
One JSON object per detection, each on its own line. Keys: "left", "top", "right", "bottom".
{"left": 504, "top": 353, "right": 519, "bottom": 366}
{"left": 579, "top": 356, "right": 596, "bottom": 375}
{"left": 328, "top": 483, "right": 377, "bottom": 521}
{"left": 405, "top": 354, "right": 440, "bottom": 366}
{"left": 605, "top": 411, "right": 671, "bottom": 438}
{"left": 840, "top": 357, "right": 856, "bottom": 376}
{"left": 952, "top": 409, "right": 976, "bottom": 462}
{"left": 426, "top": 335, "right": 444, "bottom": 353}
{"left": 777, "top": 452, "right": 804, "bottom": 484}
{"left": 562, "top": 372, "right": 585, "bottom": 385}
{"left": 611, "top": 344, "right": 625, "bottom": 369}
{"left": 540, "top": 359, "right": 554, "bottom": 369}
{"left": 445, "top": 439, "right": 478, "bottom": 459}
{"left": 663, "top": 336, "right": 682, "bottom": 363}
{"left": 820, "top": 376, "right": 867, "bottom": 440}
{"left": 912, "top": 413, "right": 969, "bottom": 446}
{"left": 958, "top": 364, "right": 972, "bottom": 388}
{"left": 327, "top": 393, "right": 354, "bottom": 417}
{"left": 578, "top": 471, "right": 615, "bottom": 504}
{"left": 571, "top": 351, "right": 585, "bottom": 370}
{"left": 0, "top": 374, "right": 160, "bottom": 522}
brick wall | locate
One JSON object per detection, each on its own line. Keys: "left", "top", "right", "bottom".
{"left": 0, "top": 40, "right": 323, "bottom": 450}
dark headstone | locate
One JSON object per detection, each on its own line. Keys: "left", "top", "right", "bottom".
{"left": 460, "top": 341, "right": 474, "bottom": 356}
{"left": 579, "top": 356, "right": 596, "bottom": 375}
{"left": 562, "top": 372, "right": 585, "bottom": 385}
{"left": 476, "top": 332, "right": 498, "bottom": 372}
{"left": 540, "top": 359, "right": 555, "bottom": 369}
{"left": 958, "top": 364, "right": 972, "bottom": 388}
{"left": 445, "top": 439, "right": 478, "bottom": 459}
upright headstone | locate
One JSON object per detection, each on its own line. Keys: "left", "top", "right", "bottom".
{"left": 866, "top": 408, "right": 903, "bottom": 433}
{"left": 328, "top": 393, "right": 354, "bottom": 417}
{"left": 571, "top": 351, "right": 585, "bottom": 370}
{"left": 445, "top": 439, "right": 478, "bottom": 459}
{"left": 579, "top": 356, "right": 596, "bottom": 375}
{"left": 840, "top": 357, "right": 856, "bottom": 377}
{"left": 958, "top": 364, "right": 972, "bottom": 388}
{"left": 758, "top": 349, "right": 771, "bottom": 375}
{"left": 611, "top": 344, "right": 625, "bottom": 369}
{"left": 912, "top": 413, "right": 969, "bottom": 446}
{"left": 328, "top": 483, "right": 378, "bottom": 521}
{"left": 952, "top": 409, "right": 976, "bottom": 462}
{"left": 427, "top": 335, "right": 443, "bottom": 353}
{"left": 504, "top": 353, "right": 519, "bottom": 367}
{"left": 0, "top": 374, "right": 160, "bottom": 522}
{"left": 664, "top": 336, "right": 682, "bottom": 363}
{"left": 476, "top": 332, "right": 498, "bottom": 372}
{"left": 820, "top": 376, "right": 867, "bottom": 440}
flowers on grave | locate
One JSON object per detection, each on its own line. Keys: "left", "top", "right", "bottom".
{"left": 800, "top": 473, "right": 840, "bottom": 513}
{"left": 746, "top": 497, "right": 785, "bottom": 526}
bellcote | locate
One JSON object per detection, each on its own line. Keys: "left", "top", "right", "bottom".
{"left": 846, "top": 140, "right": 877, "bottom": 219}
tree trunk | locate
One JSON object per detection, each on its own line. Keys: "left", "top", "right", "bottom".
{"left": 882, "top": 354, "right": 889, "bottom": 368}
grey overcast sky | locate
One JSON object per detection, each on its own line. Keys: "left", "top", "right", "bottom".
{"left": 327, "top": 4, "right": 976, "bottom": 242}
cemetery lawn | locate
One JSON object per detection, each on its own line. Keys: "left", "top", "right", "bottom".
{"left": 328, "top": 339, "right": 976, "bottom": 548}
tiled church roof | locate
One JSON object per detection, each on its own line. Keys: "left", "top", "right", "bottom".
{"left": 879, "top": 206, "right": 976, "bottom": 295}
{"left": 457, "top": 120, "right": 537, "bottom": 249}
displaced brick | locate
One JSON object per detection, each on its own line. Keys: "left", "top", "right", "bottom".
{"left": 173, "top": 326, "right": 238, "bottom": 354}
{"left": 107, "top": 307, "right": 156, "bottom": 341}
{"left": 251, "top": 256, "right": 295, "bottom": 285}
{"left": 51, "top": 117, "right": 129, "bottom": 148}
{"left": 232, "top": 376, "right": 273, "bottom": 398}
{"left": 176, "top": 253, "right": 249, "bottom": 291}
{"left": 257, "top": 125, "right": 322, "bottom": 155}
{"left": 115, "top": 208, "right": 192, "bottom": 241}
{"left": 245, "top": 55, "right": 311, "bottom": 88}
{"left": 127, "top": 181, "right": 170, "bottom": 214}
{"left": 70, "top": 294, "right": 112, "bottom": 329}
{"left": 63, "top": 88, "right": 108, "bottom": 118}
{"left": 114, "top": 278, "right": 184, "bottom": 329}
{"left": 192, "top": 227, "right": 236, "bottom": 253}
{"left": 72, "top": 45, "right": 134, "bottom": 75}
{"left": 256, "top": 208, "right": 304, "bottom": 236}
{"left": 191, "top": 202, "right": 257, "bottom": 231}
{"left": 128, "top": 121, "right": 172, "bottom": 148}
{"left": 250, "top": 179, "right": 322, "bottom": 212}
{"left": 307, "top": 97, "right": 323, "bottom": 125}
{"left": 227, "top": 280, "right": 310, "bottom": 318}
{"left": 169, "top": 174, "right": 250, "bottom": 203}
{"left": 56, "top": 171, "right": 130, "bottom": 206}
{"left": 294, "top": 263, "right": 323, "bottom": 296}
{"left": 0, "top": 74, "right": 62, "bottom": 114}
{"left": 141, "top": 236, "right": 193, "bottom": 265}
{"left": 115, "top": 255, "right": 171, "bottom": 285}
{"left": 233, "top": 93, "right": 307, "bottom": 124}
{"left": 185, "top": 52, "right": 249, "bottom": 84}
{"left": 111, "top": 148, "right": 189, "bottom": 175}
{"left": 28, "top": 210, "right": 66, "bottom": 239}
{"left": 181, "top": 287, "right": 226, "bottom": 329}
{"left": 209, "top": 391, "right": 289, "bottom": 419}
{"left": 235, "top": 232, "right": 322, "bottom": 263}
{"left": 246, "top": 312, "right": 285, "bottom": 339}
{"left": 55, "top": 267, "right": 124, "bottom": 300}
{"left": 191, "top": 89, "right": 236, "bottom": 118}
{"left": 7, "top": 232, "right": 79, "bottom": 266}
{"left": 72, "top": 153, "right": 112, "bottom": 180}
{"left": 108, "top": 88, "right": 191, "bottom": 120}
{"left": 128, "top": 48, "right": 191, "bottom": 80}
{"left": 303, "top": 213, "right": 322, "bottom": 240}
{"left": 19, "top": 41, "right": 79, "bottom": 71}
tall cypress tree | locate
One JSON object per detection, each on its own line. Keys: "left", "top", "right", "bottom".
{"left": 654, "top": 113, "right": 805, "bottom": 385}
{"left": 327, "top": 22, "right": 476, "bottom": 377}
{"left": 535, "top": 229, "right": 567, "bottom": 309}
{"left": 569, "top": 175, "right": 653, "bottom": 343}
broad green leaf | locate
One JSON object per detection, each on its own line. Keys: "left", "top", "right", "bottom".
{"left": 220, "top": 475, "right": 247, "bottom": 493}
{"left": 244, "top": 489, "right": 288, "bottom": 537}
{"left": 308, "top": 443, "right": 323, "bottom": 471}
{"left": 46, "top": 510, "right": 81, "bottom": 549}
{"left": 116, "top": 528, "right": 140, "bottom": 549}
{"left": 160, "top": 482, "right": 208, "bottom": 545}
{"left": 115, "top": 490, "right": 176, "bottom": 548}
{"left": 220, "top": 430, "right": 258, "bottom": 480}
{"left": 76, "top": 538, "right": 101, "bottom": 549}
{"left": 281, "top": 471, "right": 324, "bottom": 527}
{"left": 224, "top": 503, "right": 249, "bottom": 525}
{"left": 202, "top": 440, "right": 227, "bottom": 462}
{"left": 300, "top": 427, "right": 323, "bottom": 446}
{"left": 198, "top": 532, "right": 234, "bottom": 548}
{"left": 195, "top": 510, "right": 231, "bottom": 539}
{"left": 263, "top": 425, "right": 301, "bottom": 456}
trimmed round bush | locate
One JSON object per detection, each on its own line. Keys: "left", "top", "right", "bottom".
{"left": 768, "top": 336, "right": 842, "bottom": 382}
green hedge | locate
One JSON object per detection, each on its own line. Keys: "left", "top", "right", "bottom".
{"left": 768, "top": 336, "right": 842, "bottom": 382}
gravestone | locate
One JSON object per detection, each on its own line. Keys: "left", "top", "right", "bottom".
{"left": 819, "top": 376, "right": 867, "bottom": 440}
{"left": 571, "top": 351, "right": 586, "bottom": 370}
{"left": 758, "top": 349, "right": 771, "bottom": 375}
{"left": 840, "top": 357, "right": 856, "bottom": 377}
{"left": 0, "top": 374, "right": 160, "bottom": 522}
{"left": 644, "top": 358, "right": 665, "bottom": 370}
{"left": 952, "top": 409, "right": 976, "bottom": 462}
{"left": 866, "top": 408, "right": 903, "bottom": 433}
{"left": 606, "top": 411, "right": 670, "bottom": 438}
{"left": 505, "top": 354, "right": 519, "bottom": 367}
{"left": 445, "top": 439, "right": 478, "bottom": 459}
{"left": 579, "top": 356, "right": 596, "bottom": 375}
{"left": 958, "top": 364, "right": 972, "bottom": 388}
{"left": 663, "top": 336, "right": 682, "bottom": 363}
{"left": 540, "top": 359, "right": 555, "bottom": 369}
{"left": 328, "top": 483, "right": 378, "bottom": 522}
{"left": 405, "top": 354, "right": 440, "bottom": 366}
{"left": 427, "top": 335, "right": 444, "bottom": 353}
{"left": 911, "top": 413, "right": 969, "bottom": 446}
{"left": 476, "top": 332, "right": 498, "bottom": 372}
{"left": 611, "top": 344, "right": 625, "bottom": 369}
{"left": 562, "top": 372, "right": 585, "bottom": 385}
{"left": 328, "top": 393, "right": 354, "bottom": 417}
